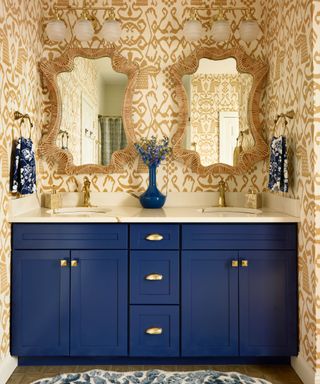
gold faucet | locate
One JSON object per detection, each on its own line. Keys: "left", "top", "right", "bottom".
{"left": 218, "top": 179, "right": 227, "bottom": 207}
{"left": 82, "top": 176, "right": 92, "bottom": 207}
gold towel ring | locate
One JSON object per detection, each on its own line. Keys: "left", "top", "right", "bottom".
{"left": 14, "top": 111, "right": 33, "bottom": 138}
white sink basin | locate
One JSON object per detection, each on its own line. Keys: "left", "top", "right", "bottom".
{"left": 47, "top": 207, "right": 112, "bottom": 216}
{"left": 198, "top": 207, "right": 262, "bottom": 216}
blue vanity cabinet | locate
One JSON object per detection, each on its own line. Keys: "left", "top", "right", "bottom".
{"left": 11, "top": 224, "right": 128, "bottom": 357}
{"left": 11, "top": 222, "right": 297, "bottom": 362}
{"left": 11, "top": 250, "right": 70, "bottom": 356}
{"left": 182, "top": 224, "right": 297, "bottom": 357}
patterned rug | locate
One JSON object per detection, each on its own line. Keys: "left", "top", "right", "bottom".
{"left": 31, "top": 369, "right": 272, "bottom": 384}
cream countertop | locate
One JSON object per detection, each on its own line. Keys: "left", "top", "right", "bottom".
{"left": 8, "top": 192, "right": 300, "bottom": 223}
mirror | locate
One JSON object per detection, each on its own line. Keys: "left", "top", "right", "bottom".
{"left": 57, "top": 57, "right": 128, "bottom": 166}
{"left": 183, "top": 58, "right": 253, "bottom": 167}
{"left": 39, "top": 47, "right": 138, "bottom": 174}
{"left": 170, "top": 47, "right": 269, "bottom": 175}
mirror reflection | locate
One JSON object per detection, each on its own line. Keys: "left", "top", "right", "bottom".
{"left": 57, "top": 57, "right": 127, "bottom": 166}
{"left": 183, "top": 58, "right": 254, "bottom": 166}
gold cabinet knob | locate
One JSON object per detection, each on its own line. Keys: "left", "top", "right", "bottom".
{"left": 145, "top": 273, "right": 163, "bottom": 281}
{"left": 71, "top": 259, "right": 78, "bottom": 267}
{"left": 145, "top": 327, "right": 163, "bottom": 335}
{"left": 145, "top": 233, "right": 164, "bottom": 241}
{"left": 231, "top": 260, "right": 239, "bottom": 268}
{"left": 241, "top": 260, "right": 249, "bottom": 267}
{"left": 60, "top": 259, "right": 68, "bottom": 267}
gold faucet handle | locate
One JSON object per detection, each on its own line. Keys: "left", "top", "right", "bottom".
{"left": 83, "top": 176, "right": 91, "bottom": 187}
{"left": 219, "top": 179, "right": 226, "bottom": 191}
{"left": 82, "top": 177, "right": 92, "bottom": 195}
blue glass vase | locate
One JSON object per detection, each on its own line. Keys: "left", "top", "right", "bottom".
{"left": 139, "top": 164, "right": 166, "bottom": 209}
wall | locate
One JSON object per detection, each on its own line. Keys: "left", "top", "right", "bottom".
{"left": 99, "top": 83, "right": 126, "bottom": 117}
{"left": 0, "top": 1, "right": 319, "bottom": 383}
{"left": 261, "top": 0, "right": 320, "bottom": 381}
{"left": 314, "top": 1, "right": 320, "bottom": 380}
{"left": 0, "top": 0, "right": 44, "bottom": 381}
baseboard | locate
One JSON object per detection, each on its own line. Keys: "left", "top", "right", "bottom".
{"left": 0, "top": 355, "right": 17, "bottom": 384}
{"left": 291, "top": 355, "right": 318, "bottom": 384}
{"left": 18, "top": 356, "right": 290, "bottom": 366}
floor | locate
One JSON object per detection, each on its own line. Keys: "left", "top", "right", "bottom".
{"left": 6, "top": 364, "right": 303, "bottom": 384}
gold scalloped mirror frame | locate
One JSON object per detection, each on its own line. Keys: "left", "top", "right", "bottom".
{"left": 38, "top": 47, "right": 138, "bottom": 174}
{"left": 170, "top": 47, "right": 269, "bottom": 175}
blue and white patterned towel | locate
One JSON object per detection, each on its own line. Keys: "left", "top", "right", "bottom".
{"left": 11, "top": 137, "right": 36, "bottom": 195}
{"left": 268, "top": 135, "right": 288, "bottom": 193}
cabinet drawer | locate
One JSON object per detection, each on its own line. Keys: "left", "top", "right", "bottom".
{"left": 12, "top": 224, "right": 128, "bottom": 249}
{"left": 130, "top": 305, "right": 179, "bottom": 356}
{"left": 130, "top": 224, "right": 179, "bottom": 250}
{"left": 130, "top": 250, "right": 179, "bottom": 304}
{"left": 182, "top": 224, "right": 297, "bottom": 250}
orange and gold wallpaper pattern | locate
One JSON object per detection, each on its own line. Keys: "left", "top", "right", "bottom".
{"left": 0, "top": 0, "right": 320, "bottom": 380}
{"left": 312, "top": 0, "right": 320, "bottom": 373}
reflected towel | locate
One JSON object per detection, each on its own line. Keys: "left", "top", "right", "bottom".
{"left": 11, "top": 137, "right": 36, "bottom": 195}
{"left": 268, "top": 135, "right": 288, "bottom": 192}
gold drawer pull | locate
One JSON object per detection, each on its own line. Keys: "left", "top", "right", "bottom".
{"left": 60, "top": 259, "right": 68, "bottom": 267}
{"left": 241, "top": 260, "right": 249, "bottom": 267}
{"left": 71, "top": 259, "right": 78, "bottom": 267}
{"left": 145, "top": 327, "right": 163, "bottom": 335}
{"left": 231, "top": 260, "right": 238, "bottom": 268}
{"left": 145, "top": 273, "right": 163, "bottom": 281}
{"left": 145, "top": 233, "right": 164, "bottom": 241}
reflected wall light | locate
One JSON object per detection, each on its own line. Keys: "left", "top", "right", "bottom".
{"left": 45, "top": 1, "right": 122, "bottom": 43}
{"left": 183, "top": 6, "right": 260, "bottom": 43}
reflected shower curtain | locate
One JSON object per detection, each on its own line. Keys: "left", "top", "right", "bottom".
{"left": 99, "top": 116, "right": 127, "bottom": 165}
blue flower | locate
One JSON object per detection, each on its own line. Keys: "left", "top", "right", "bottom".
{"left": 134, "top": 135, "right": 172, "bottom": 167}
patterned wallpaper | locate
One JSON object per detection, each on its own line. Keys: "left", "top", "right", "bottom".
{"left": 189, "top": 73, "right": 252, "bottom": 165}
{"left": 0, "top": 0, "right": 320, "bottom": 380}
{"left": 313, "top": 0, "right": 320, "bottom": 373}
{"left": 0, "top": 0, "right": 44, "bottom": 365}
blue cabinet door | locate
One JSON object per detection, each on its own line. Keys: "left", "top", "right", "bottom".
{"left": 239, "top": 250, "right": 298, "bottom": 356}
{"left": 182, "top": 251, "right": 239, "bottom": 356}
{"left": 11, "top": 250, "right": 70, "bottom": 356}
{"left": 70, "top": 250, "right": 128, "bottom": 356}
